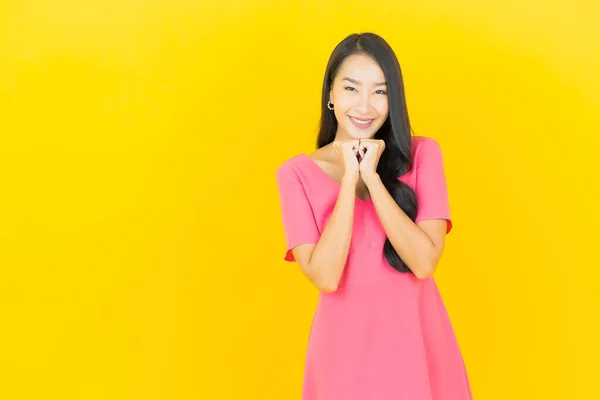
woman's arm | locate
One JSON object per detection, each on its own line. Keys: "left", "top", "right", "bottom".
{"left": 292, "top": 172, "right": 358, "bottom": 292}
{"left": 365, "top": 174, "right": 447, "bottom": 279}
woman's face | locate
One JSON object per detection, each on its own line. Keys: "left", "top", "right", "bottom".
{"left": 329, "top": 53, "right": 389, "bottom": 141}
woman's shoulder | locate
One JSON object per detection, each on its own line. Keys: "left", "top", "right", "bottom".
{"left": 410, "top": 135, "right": 444, "bottom": 160}
{"left": 276, "top": 145, "right": 333, "bottom": 179}
{"left": 411, "top": 135, "right": 441, "bottom": 150}
{"left": 275, "top": 153, "right": 307, "bottom": 181}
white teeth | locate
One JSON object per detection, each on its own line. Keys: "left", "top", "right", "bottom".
{"left": 351, "top": 117, "right": 373, "bottom": 125}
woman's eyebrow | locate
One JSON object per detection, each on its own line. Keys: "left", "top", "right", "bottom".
{"left": 342, "top": 77, "right": 387, "bottom": 86}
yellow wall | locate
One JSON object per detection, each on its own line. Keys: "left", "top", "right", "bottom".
{"left": 1, "top": 0, "right": 599, "bottom": 398}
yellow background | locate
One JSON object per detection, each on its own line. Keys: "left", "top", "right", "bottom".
{"left": 1, "top": 0, "right": 599, "bottom": 398}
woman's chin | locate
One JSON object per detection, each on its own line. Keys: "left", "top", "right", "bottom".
{"left": 348, "top": 130, "right": 375, "bottom": 140}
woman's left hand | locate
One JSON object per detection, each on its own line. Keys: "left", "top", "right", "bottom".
{"left": 358, "top": 138, "right": 386, "bottom": 185}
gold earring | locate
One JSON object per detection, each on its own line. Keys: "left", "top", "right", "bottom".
{"left": 327, "top": 101, "right": 334, "bottom": 111}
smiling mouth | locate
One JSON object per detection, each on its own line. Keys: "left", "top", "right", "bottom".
{"left": 349, "top": 116, "right": 375, "bottom": 127}
{"left": 348, "top": 116, "right": 375, "bottom": 130}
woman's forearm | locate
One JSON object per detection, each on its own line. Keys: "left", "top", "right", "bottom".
{"left": 365, "top": 173, "right": 437, "bottom": 279}
{"left": 309, "top": 173, "right": 358, "bottom": 292}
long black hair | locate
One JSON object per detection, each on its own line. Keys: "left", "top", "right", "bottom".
{"left": 317, "top": 32, "right": 417, "bottom": 274}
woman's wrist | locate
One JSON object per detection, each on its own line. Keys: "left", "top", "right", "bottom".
{"left": 361, "top": 172, "right": 380, "bottom": 187}
{"left": 341, "top": 171, "right": 359, "bottom": 185}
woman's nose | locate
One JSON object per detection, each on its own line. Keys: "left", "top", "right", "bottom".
{"left": 356, "top": 93, "right": 371, "bottom": 114}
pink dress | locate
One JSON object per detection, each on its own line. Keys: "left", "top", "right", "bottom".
{"left": 276, "top": 136, "right": 472, "bottom": 400}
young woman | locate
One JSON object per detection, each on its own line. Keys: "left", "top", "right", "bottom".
{"left": 276, "top": 32, "right": 472, "bottom": 400}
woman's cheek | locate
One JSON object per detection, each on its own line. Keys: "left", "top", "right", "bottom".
{"left": 374, "top": 98, "right": 389, "bottom": 115}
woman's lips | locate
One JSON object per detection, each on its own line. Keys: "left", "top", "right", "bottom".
{"left": 349, "top": 116, "right": 375, "bottom": 129}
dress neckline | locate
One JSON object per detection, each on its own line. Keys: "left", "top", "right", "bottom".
{"left": 299, "top": 153, "right": 372, "bottom": 203}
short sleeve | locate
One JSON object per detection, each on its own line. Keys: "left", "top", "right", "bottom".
{"left": 276, "top": 163, "right": 321, "bottom": 262}
{"left": 414, "top": 138, "right": 453, "bottom": 234}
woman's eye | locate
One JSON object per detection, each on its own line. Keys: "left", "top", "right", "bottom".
{"left": 375, "top": 89, "right": 387, "bottom": 95}
{"left": 344, "top": 86, "right": 357, "bottom": 92}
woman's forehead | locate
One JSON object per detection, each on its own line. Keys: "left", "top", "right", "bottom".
{"left": 336, "top": 54, "right": 385, "bottom": 82}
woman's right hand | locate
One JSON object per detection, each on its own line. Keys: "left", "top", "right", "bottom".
{"left": 332, "top": 139, "right": 361, "bottom": 180}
